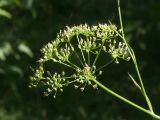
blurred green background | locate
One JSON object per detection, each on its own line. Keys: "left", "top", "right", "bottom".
{"left": 0, "top": 0, "right": 160, "bottom": 120}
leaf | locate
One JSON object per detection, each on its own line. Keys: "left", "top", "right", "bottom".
{"left": 0, "top": 8, "right": 12, "bottom": 19}
{"left": 18, "top": 43, "right": 33, "bottom": 58}
{"left": 0, "top": 49, "right": 6, "bottom": 61}
{"left": 9, "top": 65, "right": 23, "bottom": 77}
{"left": 0, "top": 42, "right": 12, "bottom": 61}
{"left": 12, "top": 0, "right": 21, "bottom": 6}
{"left": 0, "top": 0, "right": 9, "bottom": 7}
{"left": 26, "top": 0, "right": 33, "bottom": 9}
{"left": 128, "top": 73, "right": 141, "bottom": 90}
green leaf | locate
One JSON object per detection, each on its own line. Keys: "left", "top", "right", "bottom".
{"left": 0, "top": 42, "right": 12, "bottom": 61}
{"left": 0, "top": 0, "right": 9, "bottom": 7}
{"left": 26, "top": 0, "right": 33, "bottom": 9}
{"left": 9, "top": 65, "right": 23, "bottom": 77}
{"left": 12, "top": 0, "right": 21, "bottom": 6}
{"left": 18, "top": 43, "right": 33, "bottom": 58}
{"left": 0, "top": 8, "right": 12, "bottom": 19}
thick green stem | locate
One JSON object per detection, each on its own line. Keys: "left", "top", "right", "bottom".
{"left": 91, "top": 78, "right": 160, "bottom": 119}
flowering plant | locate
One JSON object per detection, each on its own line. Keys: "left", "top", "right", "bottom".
{"left": 30, "top": 0, "right": 160, "bottom": 119}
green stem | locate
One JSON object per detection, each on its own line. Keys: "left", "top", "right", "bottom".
{"left": 75, "top": 51, "right": 84, "bottom": 66}
{"left": 77, "top": 35, "right": 87, "bottom": 64}
{"left": 91, "top": 78, "right": 160, "bottom": 119}
{"left": 134, "top": 59, "right": 154, "bottom": 113}
{"left": 88, "top": 51, "right": 90, "bottom": 66}
{"left": 117, "top": 0, "right": 125, "bottom": 39}
{"left": 52, "top": 59, "right": 76, "bottom": 70}
{"left": 67, "top": 60, "right": 80, "bottom": 70}
{"left": 69, "top": 42, "right": 84, "bottom": 66}
{"left": 117, "top": 0, "right": 154, "bottom": 113}
{"left": 96, "top": 58, "right": 115, "bottom": 72}
{"left": 92, "top": 41, "right": 105, "bottom": 66}
{"left": 114, "top": 25, "right": 154, "bottom": 114}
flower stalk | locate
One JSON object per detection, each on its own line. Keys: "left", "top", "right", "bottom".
{"left": 91, "top": 78, "right": 160, "bottom": 120}
{"left": 117, "top": 0, "right": 154, "bottom": 114}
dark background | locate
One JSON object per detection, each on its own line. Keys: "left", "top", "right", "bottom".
{"left": 0, "top": 0, "right": 160, "bottom": 120}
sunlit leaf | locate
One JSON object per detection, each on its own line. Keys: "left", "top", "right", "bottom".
{"left": 0, "top": 42, "right": 12, "bottom": 61}
{"left": 0, "top": 0, "right": 9, "bottom": 7}
{"left": 26, "top": 0, "right": 33, "bottom": 9}
{"left": 0, "top": 8, "right": 12, "bottom": 19}
{"left": 18, "top": 43, "right": 33, "bottom": 58}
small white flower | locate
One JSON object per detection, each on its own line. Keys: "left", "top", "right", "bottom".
{"left": 30, "top": 22, "right": 130, "bottom": 98}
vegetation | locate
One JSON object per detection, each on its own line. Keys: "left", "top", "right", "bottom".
{"left": 1, "top": 0, "right": 160, "bottom": 120}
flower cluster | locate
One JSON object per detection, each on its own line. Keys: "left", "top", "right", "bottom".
{"left": 30, "top": 64, "right": 44, "bottom": 87}
{"left": 109, "top": 41, "right": 130, "bottom": 61}
{"left": 78, "top": 37, "right": 97, "bottom": 52}
{"left": 43, "top": 71, "right": 66, "bottom": 97}
{"left": 30, "top": 23, "right": 130, "bottom": 98}
{"left": 103, "top": 40, "right": 130, "bottom": 63}
{"left": 92, "top": 24, "right": 118, "bottom": 40}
